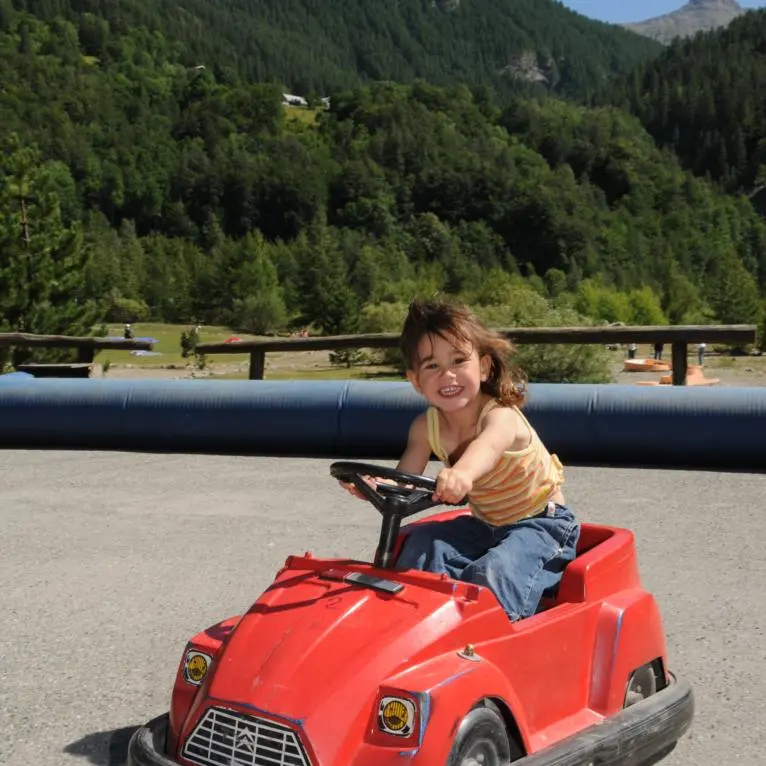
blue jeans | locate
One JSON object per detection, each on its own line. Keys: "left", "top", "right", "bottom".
{"left": 396, "top": 505, "right": 580, "bottom": 621}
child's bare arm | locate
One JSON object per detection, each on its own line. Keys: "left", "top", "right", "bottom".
{"left": 396, "top": 414, "right": 431, "bottom": 475}
{"left": 456, "top": 407, "right": 517, "bottom": 478}
{"left": 436, "top": 408, "right": 517, "bottom": 502}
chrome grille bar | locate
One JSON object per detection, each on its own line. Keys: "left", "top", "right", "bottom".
{"left": 183, "top": 707, "right": 310, "bottom": 766}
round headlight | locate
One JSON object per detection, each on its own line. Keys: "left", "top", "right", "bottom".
{"left": 183, "top": 651, "right": 211, "bottom": 686}
{"left": 379, "top": 696, "right": 415, "bottom": 737}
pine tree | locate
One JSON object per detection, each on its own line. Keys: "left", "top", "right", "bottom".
{"left": 706, "top": 248, "right": 763, "bottom": 327}
{"left": 0, "top": 135, "right": 98, "bottom": 365}
{"left": 224, "top": 232, "right": 287, "bottom": 334}
{"left": 296, "top": 226, "right": 360, "bottom": 336}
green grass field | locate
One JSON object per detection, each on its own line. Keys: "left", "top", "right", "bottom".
{"left": 285, "top": 105, "right": 319, "bottom": 126}
{"left": 96, "top": 323, "right": 259, "bottom": 368}
{"left": 96, "top": 322, "right": 406, "bottom": 381}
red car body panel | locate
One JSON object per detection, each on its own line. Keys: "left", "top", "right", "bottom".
{"left": 161, "top": 511, "right": 673, "bottom": 765}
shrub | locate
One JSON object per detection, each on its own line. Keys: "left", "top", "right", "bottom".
{"left": 229, "top": 293, "right": 287, "bottom": 335}
{"left": 180, "top": 326, "right": 200, "bottom": 359}
{"left": 475, "top": 288, "right": 611, "bottom": 384}
{"left": 358, "top": 301, "right": 410, "bottom": 368}
{"left": 105, "top": 296, "right": 150, "bottom": 323}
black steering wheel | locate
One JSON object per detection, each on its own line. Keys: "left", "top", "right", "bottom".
{"left": 330, "top": 461, "right": 466, "bottom": 568}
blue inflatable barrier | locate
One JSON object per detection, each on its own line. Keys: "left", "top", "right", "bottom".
{"left": 0, "top": 371, "right": 34, "bottom": 385}
{"left": 0, "top": 378, "right": 764, "bottom": 469}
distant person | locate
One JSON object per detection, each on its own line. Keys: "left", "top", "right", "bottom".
{"left": 697, "top": 342, "right": 706, "bottom": 366}
{"left": 627, "top": 343, "right": 637, "bottom": 359}
{"left": 653, "top": 342, "right": 664, "bottom": 360}
{"left": 124, "top": 323, "right": 135, "bottom": 340}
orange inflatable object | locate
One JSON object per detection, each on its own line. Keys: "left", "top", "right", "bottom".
{"left": 623, "top": 358, "right": 671, "bottom": 373}
{"left": 636, "top": 365, "right": 720, "bottom": 387}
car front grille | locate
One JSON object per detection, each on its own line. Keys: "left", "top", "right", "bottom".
{"left": 182, "top": 707, "right": 311, "bottom": 766}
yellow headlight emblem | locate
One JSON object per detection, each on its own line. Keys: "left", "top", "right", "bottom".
{"left": 183, "top": 650, "right": 212, "bottom": 686}
{"left": 378, "top": 696, "right": 416, "bottom": 737}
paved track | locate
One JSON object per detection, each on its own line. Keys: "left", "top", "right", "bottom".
{"left": 1, "top": 450, "right": 764, "bottom": 766}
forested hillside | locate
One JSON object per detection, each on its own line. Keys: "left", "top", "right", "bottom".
{"left": 1, "top": 0, "right": 763, "bottom": 356}
{"left": 603, "top": 9, "right": 766, "bottom": 200}
{"left": 13, "top": 0, "right": 661, "bottom": 98}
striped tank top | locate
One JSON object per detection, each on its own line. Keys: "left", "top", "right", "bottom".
{"left": 426, "top": 400, "right": 565, "bottom": 526}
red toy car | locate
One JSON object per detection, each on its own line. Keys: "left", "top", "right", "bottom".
{"left": 128, "top": 461, "right": 694, "bottom": 766}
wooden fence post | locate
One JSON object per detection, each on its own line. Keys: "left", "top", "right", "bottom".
{"left": 249, "top": 350, "right": 266, "bottom": 380}
{"left": 77, "top": 346, "right": 95, "bottom": 364}
{"left": 671, "top": 342, "right": 688, "bottom": 386}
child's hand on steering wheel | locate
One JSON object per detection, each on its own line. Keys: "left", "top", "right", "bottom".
{"left": 434, "top": 468, "right": 473, "bottom": 504}
{"left": 339, "top": 475, "right": 373, "bottom": 500}
{"left": 339, "top": 475, "right": 409, "bottom": 501}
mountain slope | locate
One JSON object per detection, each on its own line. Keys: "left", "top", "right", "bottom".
{"left": 1, "top": 1, "right": 763, "bottom": 338}
{"left": 622, "top": 0, "right": 747, "bottom": 44}
{"left": 602, "top": 9, "right": 766, "bottom": 202}
{"left": 26, "top": 0, "right": 661, "bottom": 98}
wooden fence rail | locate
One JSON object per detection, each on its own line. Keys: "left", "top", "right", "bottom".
{"left": 0, "top": 332, "right": 154, "bottom": 378}
{"left": 197, "top": 324, "right": 758, "bottom": 385}
{"left": 0, "top": 332, "right": 154, "bottom": 361}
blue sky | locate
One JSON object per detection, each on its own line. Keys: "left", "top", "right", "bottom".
{"left": 559, "top": 0, "right": 766, "bottom": 24}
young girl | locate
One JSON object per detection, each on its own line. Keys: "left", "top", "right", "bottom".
{"left": 343, "top": 298, "right": 580, "bottom": 622}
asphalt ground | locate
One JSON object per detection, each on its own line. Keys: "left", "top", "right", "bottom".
{"left": 1, "top": 450, "right": 764, "bottom": 766}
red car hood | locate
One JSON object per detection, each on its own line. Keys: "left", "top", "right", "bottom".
{"left": 203, "top": 562, "right": 463, "bottom": 721}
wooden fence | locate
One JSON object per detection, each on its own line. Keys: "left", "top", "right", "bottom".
{"left": 197, "top": 324, "right": 758, "bottom": 386}
{"left": 0, "top": 333, "right": 154, "bottom": 377}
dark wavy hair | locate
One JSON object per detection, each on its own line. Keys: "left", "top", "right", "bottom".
{"left": 399, "top": 298, "right": 526, "bottom": 408}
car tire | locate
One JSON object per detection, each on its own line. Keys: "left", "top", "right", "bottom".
{"left": 624, "top": 660, "right": 679, "bottom": 765}
{"left": 624, "top": 660, "right": 661, "bottom": 708}
{"left": 446, "top": 702, "right": 516, "bottom": 766}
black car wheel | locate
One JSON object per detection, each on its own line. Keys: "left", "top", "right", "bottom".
{"left": 624, "top": 661, "right": 660, "bottom": 708}
{"left": 446, "top": 703, "right": 517, "bottom": 766}
{"left": 624, "top": 661, "right": 678, "bottom": 766}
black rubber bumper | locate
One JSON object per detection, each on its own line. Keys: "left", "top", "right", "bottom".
{"left": 128, "top": 676, "right": 693, "bottom": 766}
{"left": 127, "top": 714, "right": 172, "bottom": 766}
{"left": 516, "top": 675, "right": 694, "bottom": 766}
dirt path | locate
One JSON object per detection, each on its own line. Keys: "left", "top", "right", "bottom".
{"left": 106, "top": 350, "right": 332, "bottom": 380}
{"left": 610, "top": 353, "right": 766, "bottom": 388}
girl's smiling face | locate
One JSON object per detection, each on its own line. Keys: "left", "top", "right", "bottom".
{"left": 406, "top": 332, "right": 490, "bottom": 411}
